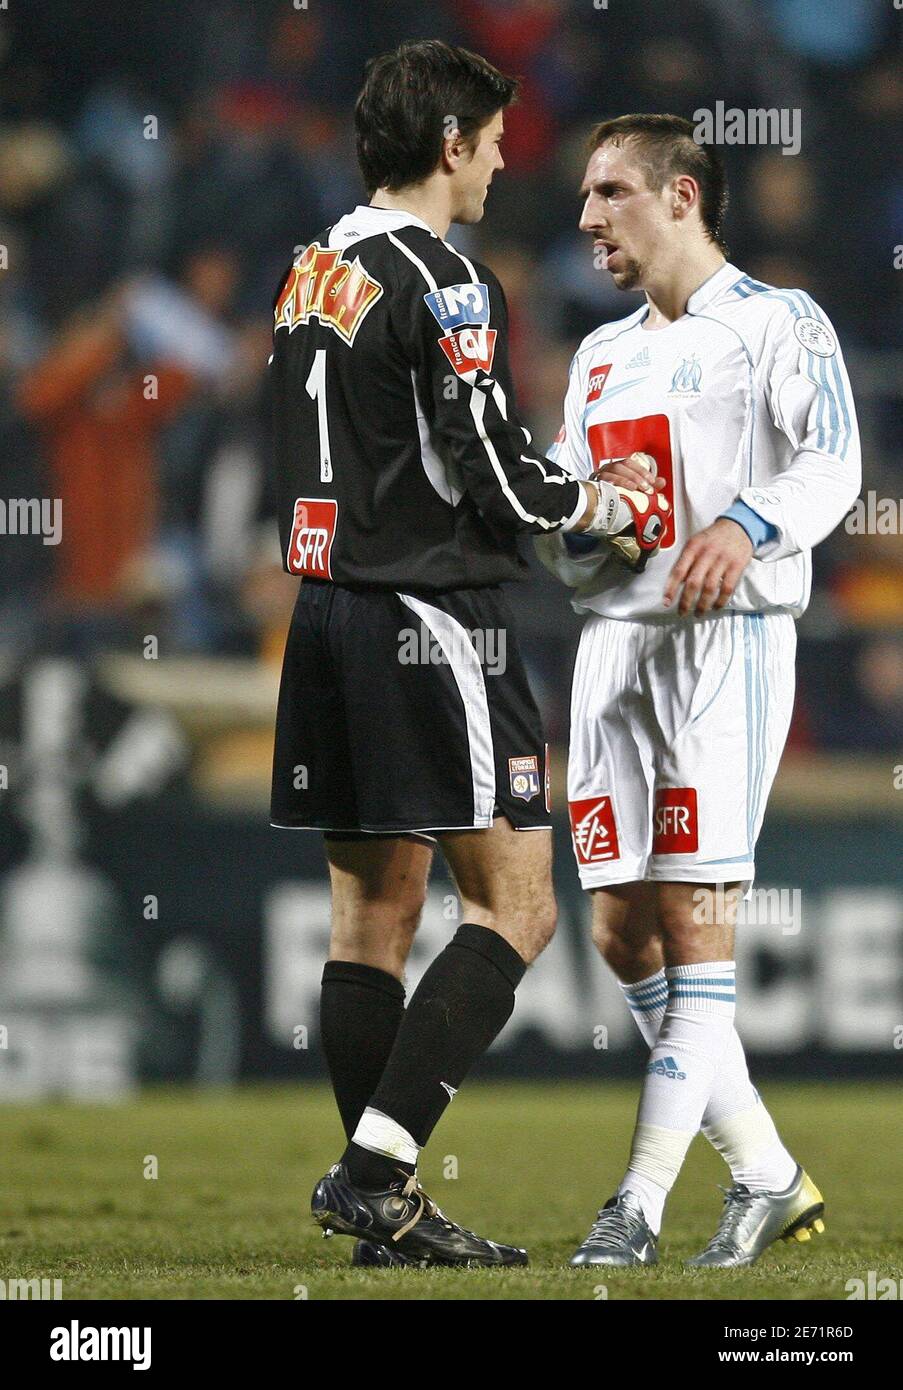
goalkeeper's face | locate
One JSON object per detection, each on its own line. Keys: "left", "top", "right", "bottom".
{"left": 579, "top": 142, "right": 676, "bottom": 292}
{"left": 449, "top": 109, "right": 507, "bottom": 225}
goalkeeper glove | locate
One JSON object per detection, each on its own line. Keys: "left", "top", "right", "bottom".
{"left": 583, "top": 453, "right": 670, "bottom": 573}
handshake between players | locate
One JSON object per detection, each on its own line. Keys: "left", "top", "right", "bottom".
{"left": 584, "top": 451, "right": 671, "bottom": 573}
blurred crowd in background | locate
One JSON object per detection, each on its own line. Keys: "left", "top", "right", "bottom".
{"left": 1, "top": 0, "right": 901, "bottom": 753}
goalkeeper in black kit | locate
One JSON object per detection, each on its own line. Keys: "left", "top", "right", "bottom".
{"left": 269, "top": 39, "right": 669, "bottom": 1267}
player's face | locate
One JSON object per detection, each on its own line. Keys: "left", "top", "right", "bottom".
{"left": 579, "top": 143, "right": 671, "bottom": 291}
{"left": 453, "top": 110, "right": 505, "bottom": 224}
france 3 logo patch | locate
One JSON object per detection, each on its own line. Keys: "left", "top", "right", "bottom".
{"left": 438, "top": 326, "right": 498, "bottom": 376}
{"left": 509, "top": 755, "right": 540, "bottom": 803}
{"left": 424, "top": 282, "right": 490, "bottom": 331}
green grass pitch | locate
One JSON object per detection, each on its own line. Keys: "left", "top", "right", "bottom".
{"left": 1, "top": 1082, "right": 900, "bottom": 1300}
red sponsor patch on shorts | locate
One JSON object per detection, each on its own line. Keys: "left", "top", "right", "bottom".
{"left": 652, "top": 787, "right": 699, "bottom": 854}
{"left": 569, "top": 795, "right": 620, "bottom": 863}
{"left": 438, "top": 327, "right": 498, "bottom": 376}
{"left": 586, "top": 363, "right": 612, "bottom": 404}
{"left": 286, "top": 497, "right": 337, "bottom": 579}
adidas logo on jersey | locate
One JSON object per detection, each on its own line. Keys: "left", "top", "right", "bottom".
{"left": 646, "top": 1055, "right": 687, "bottom": 1081}
{"left": 625, "top": 347, "right": 651, "bottom": 369}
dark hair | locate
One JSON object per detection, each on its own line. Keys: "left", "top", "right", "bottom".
{"left": 354, "top": 40, "right": 519, "bottom": 195}
{"left": 588, "top": 114, "right": 729, "bottom": 254}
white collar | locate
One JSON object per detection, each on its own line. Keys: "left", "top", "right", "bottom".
{"left": 331, "top": 205, "right": 440, "bottom": 242}
{"left": 686, "top": 261, "right": 742, "bottom": 312}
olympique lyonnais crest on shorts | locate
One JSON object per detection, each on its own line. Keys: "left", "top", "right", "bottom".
{"left": 568, "top": 795, "right": 620, "bottom": 863}
{"left": 286, "top": 497, "right": 338, "bottom": 579}
{"left": 509, "top": 755, "right": 540, "bottom": 802}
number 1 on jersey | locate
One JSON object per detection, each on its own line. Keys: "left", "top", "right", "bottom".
{"left": 305, "top": 349, "right": 333, "bottom": 483}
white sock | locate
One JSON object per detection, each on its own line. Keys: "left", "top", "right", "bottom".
{"left": 619, "top": 968, "right": 797, "bottom": 1192}
{"left": 351, "top": 1107, "right": 420, "bottom": 1167}
{"left": 618, "top": 962, "right": 736, "bottom": 1233}
{"left": 703, "top": 1089, "right": 798, "bottom": 1192}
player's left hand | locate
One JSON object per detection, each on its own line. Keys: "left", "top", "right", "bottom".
{"left": 663, "top": 518, "right": 754, "bottom": 617}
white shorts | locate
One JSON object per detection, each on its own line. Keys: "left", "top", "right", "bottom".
{"left": 567, "top": 612, "right": 796, "bottom": 890}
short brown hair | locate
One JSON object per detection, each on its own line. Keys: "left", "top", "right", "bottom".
{"left": 588, "top": 113, "right": 729, "bottom": 254}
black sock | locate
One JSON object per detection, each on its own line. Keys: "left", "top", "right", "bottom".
{"left": 343, "top": 924, "right": 526, "bottom": 1188}
{"left": 320, "top": 960, "right": 405, "bottom": 1142}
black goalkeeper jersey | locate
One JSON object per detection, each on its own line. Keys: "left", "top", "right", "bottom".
{"left": 269, "top": 204, "right": 582, "bottom": 592}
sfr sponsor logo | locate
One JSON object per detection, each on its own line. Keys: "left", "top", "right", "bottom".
{"left": 586, "top": 364, "right": 612, "bottom": 404}
{"left": 286, "top": 498, "right": 338, "bottom": 580}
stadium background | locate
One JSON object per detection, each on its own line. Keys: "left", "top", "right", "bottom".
{"left": 0, "top": 0, "right": 901, "bottom": 1102}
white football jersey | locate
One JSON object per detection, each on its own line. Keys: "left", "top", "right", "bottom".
{"left": 541, "top": 262, "right": 861, "bottom": 621}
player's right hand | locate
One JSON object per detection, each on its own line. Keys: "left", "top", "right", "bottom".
{"left": 591, "top": 451, "right": 666, "bottom": 496}
{"left": 579, "top": 454, "right": 670, "bottom": 572}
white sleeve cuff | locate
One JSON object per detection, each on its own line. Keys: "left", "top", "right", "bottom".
{"left": 559, "top": 481, "right": 588, "bottom": 533}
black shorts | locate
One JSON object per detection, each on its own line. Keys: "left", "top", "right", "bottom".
{"left": 270, "top": 581, "right": 551, "bottom": 835}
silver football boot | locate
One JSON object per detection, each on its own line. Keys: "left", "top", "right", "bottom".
{"left": 569, "top": 1192, "right": 659, "bottom": 1267}
{"left": 687, "top": 1165, "right": 825, "bottom": 1268}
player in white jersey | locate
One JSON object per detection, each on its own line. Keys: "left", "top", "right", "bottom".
{"left": 537, "top": 115, "right": 861, "bottom": 1268}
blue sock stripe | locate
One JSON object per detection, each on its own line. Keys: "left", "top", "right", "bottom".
{"left": 626, "top": 981, "right": 669, "bottom": 1002}
{"left": 627, "top": 972, "right": 667, "bottom": 989}
{"left": 670, "top": 989, "right": 736, "bottom": 1003}
{"left": 668, "top": 976, "right": 735, "bottom": 988}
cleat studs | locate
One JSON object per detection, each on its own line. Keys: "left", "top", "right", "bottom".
{"left": 812, "top": 1219, "right": 825, "bottom": 1234}
{"left": 794, "top": 1228, "right": 811, "bottom": 1242}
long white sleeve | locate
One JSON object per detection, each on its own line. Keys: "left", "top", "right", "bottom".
{"left": 739, "top": 297, "right": 861, "bottom": 561}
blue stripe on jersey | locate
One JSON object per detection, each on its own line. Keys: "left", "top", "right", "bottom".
{"left": 731, "top": 275, "right": 770, "bottom": 298}
{"left": 767, "top": 289, "right": 852, "bottom": 460}
{"left": 768, "top": 290, "right": 835, "bottom": 453}
{"left": 790, "top": 291, "right": 839, "bottom": 454}
{"left": 797, "top": 290, "right": 853, "bottom": 458}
